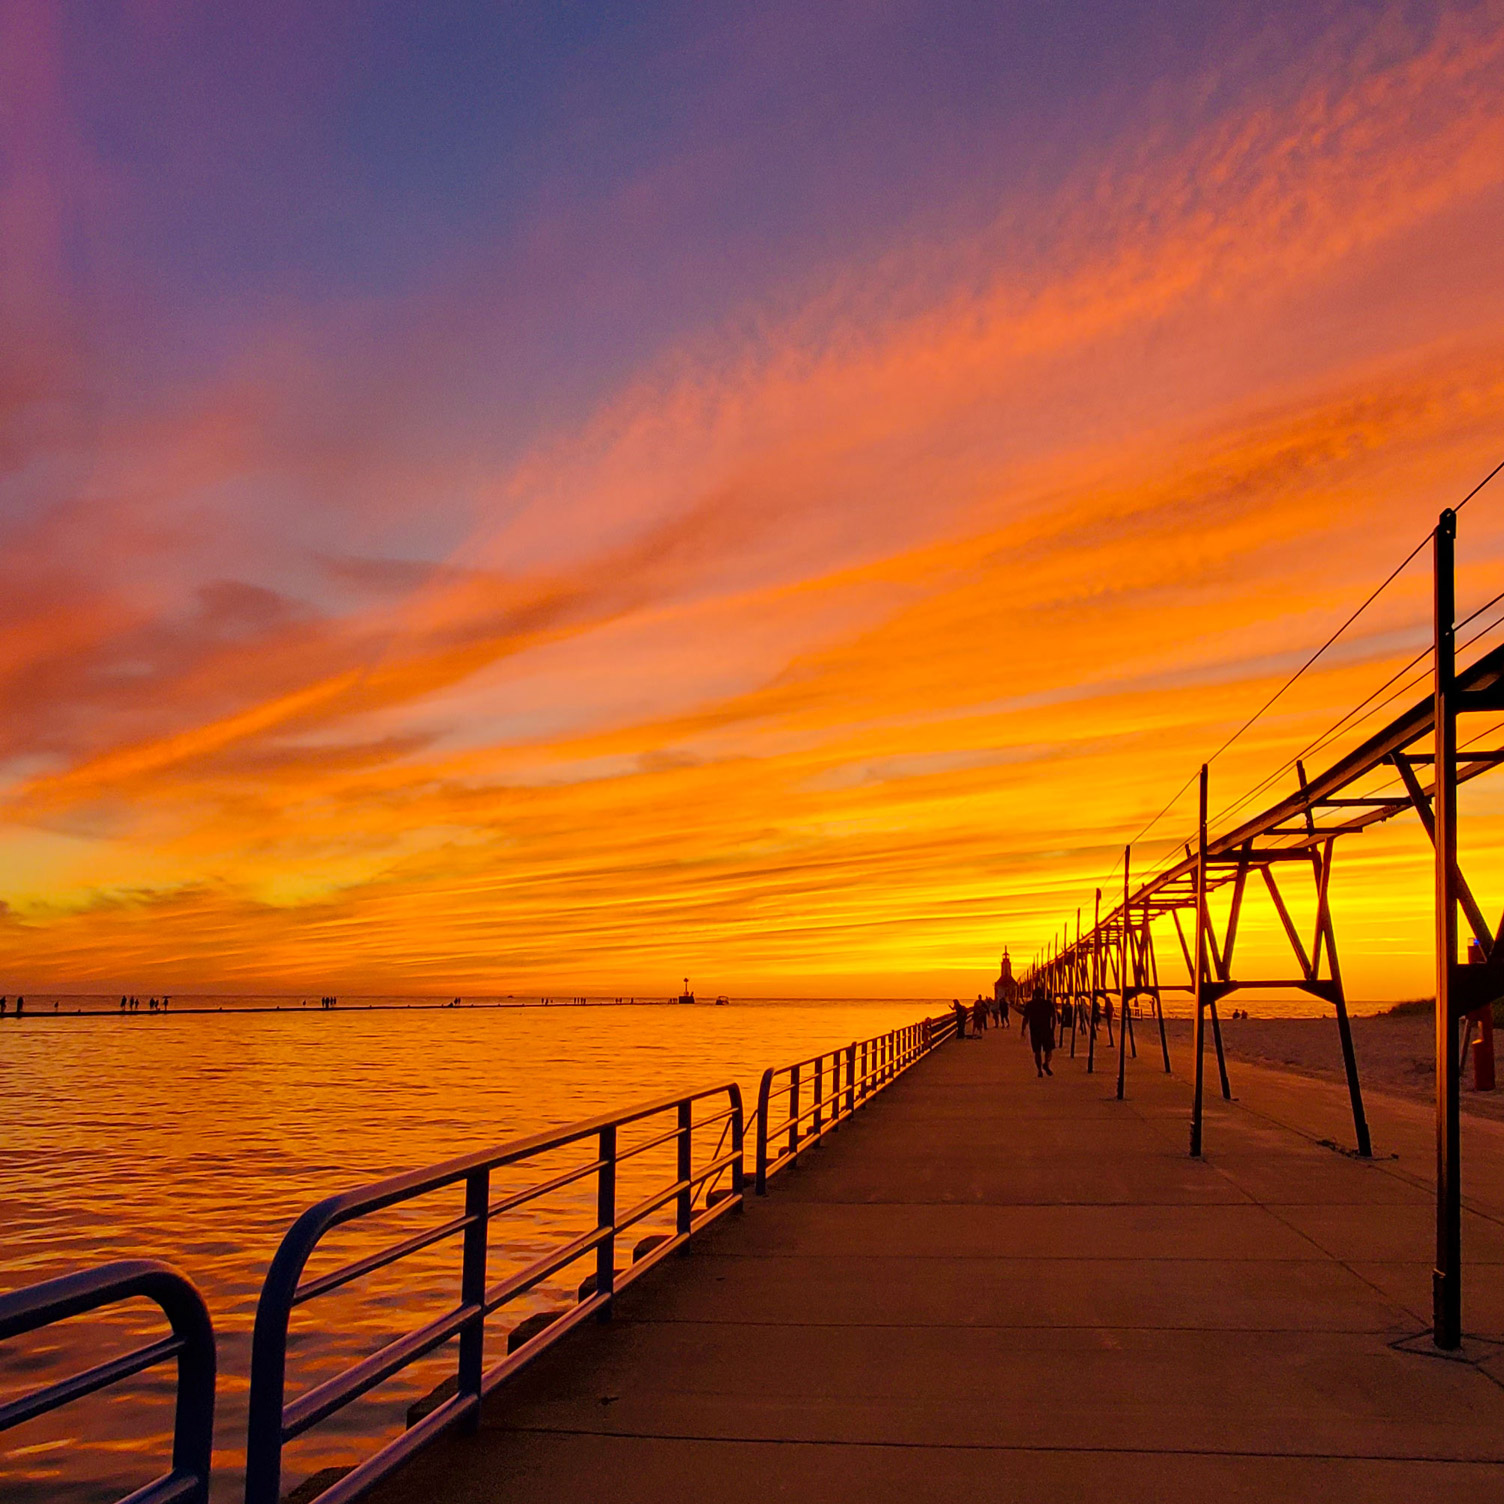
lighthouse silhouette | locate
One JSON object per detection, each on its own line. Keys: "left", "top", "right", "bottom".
{"left": 994, "top": 948, "right": 1014, "bottom": 1004}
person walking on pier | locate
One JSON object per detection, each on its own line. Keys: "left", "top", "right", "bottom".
{"left": 1024, "top": 986, "right": 1056, "bottom": 1077}
{"left": 953, "top": 998, "right": 968, "bottom": 1039}
{"left": 972, "top": 995, "right": 988, "bottom": 1034}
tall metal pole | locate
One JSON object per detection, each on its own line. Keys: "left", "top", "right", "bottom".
{"left": 1190, "top": 766, "right": 1208, "bottom": 1157}
{"left": 1434, "top": 508, "right": 1461, "bottom": 1350}
{"left": 1087, "top": 898, "right": 1100, "bottom": 1073}
{"left": 1148, "top": 890, "right": 1171, "bottom": 1072}
{"left": 1093, "top": 887, "right": 1102, "bottom": 1027}
{"left": 1075, "top": 907, "right": 1083, "bottom": 1048}
{"left": 1117, "top": 846, "right": 1130, "bottom": 1100}
{"left": 1064, "top": 914, "right": 1076, "bottom": 1046}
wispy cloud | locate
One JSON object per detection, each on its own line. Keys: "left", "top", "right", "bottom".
{"left": 4, "top": 2, "right": 1504, "bottom": 995}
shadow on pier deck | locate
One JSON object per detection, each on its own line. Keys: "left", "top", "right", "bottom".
{"left": 370, "top": 1030, "right": 1504, "bottom": 1503}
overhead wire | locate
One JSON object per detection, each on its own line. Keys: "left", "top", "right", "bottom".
{"left": 1331, "top": 603, "right": 1504, "bottom": 808}
{"left": 1185, "top": 463, "right": 1504, "bottom": 845}
{"left": 1454, "top": 456, "right": 1504, "bottom": 515}
{"left": 1037, "top": 456, "right": 1504, "bottom": 958}
{"left": 1211, "top": 581, "right": 1504, "bottom": 832}
{"left": 1197, "top": 532, "right": 1431, "bottom": 775}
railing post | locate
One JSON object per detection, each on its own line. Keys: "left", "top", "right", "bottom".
{"left": 813, "top": 1053, "right": 824, "bottom": 1137}
{"left": 169, "top": 1277, "right": 216, "bottom": 1504}
{"left": 755, "top": 1068, "right": 773, "bottom": 1193}
{"left": 787, "top": 1063, "right": 801, "bottom": 1159}
{"left": 677, "top": 1100, "right": 693, "bottom": 1235}
{"left": 596, "top": 1126, "right": 616, "bottom": 1319}
{"left": 246, "top": 1214, "right": 313, "bottom": 1504}
{"left": 845, "top": 1042, "right": 856, "bottom": 1116}
{"left": 458, "top": 1167, "right": 489, "bottom": 1423}
{"left": 730, "top": 1088, "right": 745, "bottom": 1199}
{"left": 0, "top": 1263, "right": 217, "bottom": 1504}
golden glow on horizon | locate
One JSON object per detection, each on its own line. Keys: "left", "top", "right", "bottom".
{"left": 5, "top": 5, "right": 1504, "bottom": 997}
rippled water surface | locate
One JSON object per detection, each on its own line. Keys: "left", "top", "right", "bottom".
{"left": 0, "top": 997, "right": 938, "bottom": 1502}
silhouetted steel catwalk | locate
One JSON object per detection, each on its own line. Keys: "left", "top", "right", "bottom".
{"left": 1021, "top": 506, "right": 1504, "bottom": 1350}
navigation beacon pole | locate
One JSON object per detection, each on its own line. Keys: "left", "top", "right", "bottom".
{"left": 1434, "top": 507, "right": 1462, "bottom": 1350}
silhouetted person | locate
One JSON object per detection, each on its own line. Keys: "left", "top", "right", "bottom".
{"left": 14, "top": 996, "right": 23, "bottom": 1016}
{"left": 0, "top": 997, "right": 7, "bottom": 1016}
{"left": 972, "top": 996, "right": 987, "bottom": 1033}
{"left": 1024, "top": 986, "right": 1055, "bottom": 1077}
{"left": 998, "top": 995, "right": 1010, "bottom": 1028}
{"left": 953, "top": 998, "right": 967, "bottom": 1039}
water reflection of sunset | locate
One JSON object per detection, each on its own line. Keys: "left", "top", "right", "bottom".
{"left": 4, "top": 4, "right": 1504, "bottom": 1000}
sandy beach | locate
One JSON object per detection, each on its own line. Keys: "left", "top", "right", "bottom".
{"left": 1159, "top": 1010, "right": 1504, "bottom": 1121}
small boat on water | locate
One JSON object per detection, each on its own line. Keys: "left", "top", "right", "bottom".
{"left": 677, "top": 977, "right": 695, "bottom": 1005}
{"left": 715, "top": 995, "right": 728, "bottom": 1006}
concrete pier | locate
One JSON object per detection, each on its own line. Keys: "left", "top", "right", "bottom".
{"left": 369, "top": 1027, "right": 1504, "bottom": 1502}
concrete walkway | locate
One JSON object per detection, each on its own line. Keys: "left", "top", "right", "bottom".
{"left": 371, "top": 1024, "right": 1504, "bottom": 1503}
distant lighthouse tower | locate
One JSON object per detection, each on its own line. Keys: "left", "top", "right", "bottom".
{"left": 994, "top": 947, "right": 1014, "bottom": 1004}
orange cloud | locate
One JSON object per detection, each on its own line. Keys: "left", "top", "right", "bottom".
{"left": 5, "top": 3, "right": 1504, "bottom": 999}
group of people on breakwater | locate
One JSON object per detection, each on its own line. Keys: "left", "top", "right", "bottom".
{"left": 953, "top": 994, "right": 1011, "bottom": 1038}
{"left": 954, "top": 986, "right": 1133, "bottom": 1079}
{"left": 119, "top": 996, "right": 169, "bottom": 1011}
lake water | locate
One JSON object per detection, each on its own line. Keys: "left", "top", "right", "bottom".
{"left": 0, "top": 997, "right": 940, "bottom": 1502}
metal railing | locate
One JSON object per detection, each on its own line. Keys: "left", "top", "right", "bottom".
{"left": 4, "top": 1012, "right": 956, "bottom": 1504}
{"left": 0, "top": 1259, "right": 215, "bottom": 1504}
{"left": 244, "top": 1080, "right": 744, "bottom": 1504}
{"left": 754, "top": 1014, "right": 956, "bottom": 1192}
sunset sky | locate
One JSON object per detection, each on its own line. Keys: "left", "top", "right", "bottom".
{"left": 4, "top": 0, "right": 1504, "bottom": 999}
